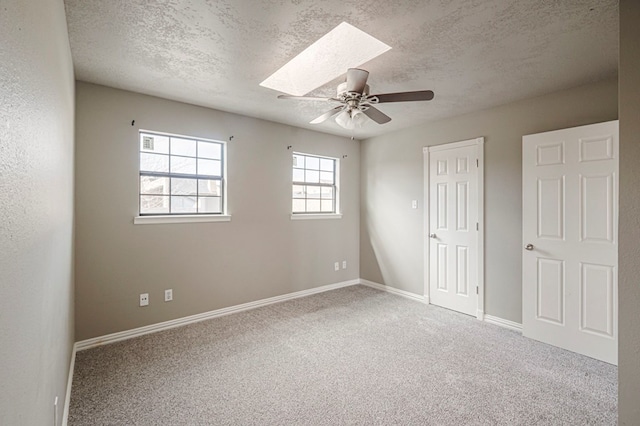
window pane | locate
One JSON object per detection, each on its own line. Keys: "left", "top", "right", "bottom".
{"left": 292, "top": 185, "right": 305, "bottom": 199}
{"left": 198, "top": 159, "right": 221, "bottom": 176}
{"left": 140, "top": 195, "right": 169, "bottom": 214}
{"left": 140, "top": 134, "right": 169, "bottom": 154}
{"left": 305, "top": 170, "right": 319, "bottom": 183}
{"left": 140, "top": 176, "right": 169, "bottom": 195}
{"left": 140, "top": 153, "right": 169, "bottom": 172}
{"left": 321, "top": 200, "right": 334, "bottom": 212}
{"left": 171, "top": 178, "right": 197, "bottom": 195}
{"left": 171, "top": 138, "right": 196, "bottom": 157}
{"left": 320, "top": 171, "right": 334, "bottom": 184}
{"left": 198, "top": 141, "right": 221, "bottom": 159}
{"left": 293, "top": 154, "right": 305, "bottom": 168}
{"left": 293, "top": 168, "right": 304, "bottom": 182}
{"left": 199, "top": 197, "right": 221, "bottom": 213}
{"left": 198, "top": 179, "right": 221, "bottom": 196}
{"left": 292, "top": 199, "right": 306, "bottom": 213}
{"left": 321, "top": 187, "right": 333, "bottom": 199}
{"left": 307, "top": 199, "right": 320, "bottom": 212}
{"left": 171, "top": 196, "right": 197, "bottom": 213}
{"left": 320, "top": 158, "right": 333, "bottom": 172}
{"left": 307, "top": 186, "right": 321, "bottom": 199}
{"left": 306, "top": 156, "right": 320, "bottom": 170}
{"left": 170, "top": 156, "right": 196, "bottom": 174}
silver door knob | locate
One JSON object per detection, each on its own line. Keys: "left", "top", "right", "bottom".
{"left": 430, "top": 233, "right": 437, "bottom": 238}
{"left": 525, "top": 243, "right": 534, "bottom": 251}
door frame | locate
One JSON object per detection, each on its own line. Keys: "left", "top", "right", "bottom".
{"left": 423, "top": 137, "right": 485, "bottom": 319}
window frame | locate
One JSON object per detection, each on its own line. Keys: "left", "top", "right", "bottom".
{"left": 135, "top": 130, "right": 229, "bottom": 223}
{"left": 291, "top": 152, "right": 341, "bottom": 218}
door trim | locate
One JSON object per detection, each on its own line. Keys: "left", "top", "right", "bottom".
{"left": 423, "top": 137, "right": 485, "bottom": 319}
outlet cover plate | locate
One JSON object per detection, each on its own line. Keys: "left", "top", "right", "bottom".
{"left": 165, "top": 289, "right": 173, "bottom": 302}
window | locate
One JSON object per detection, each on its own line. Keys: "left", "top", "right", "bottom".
{"left": 139, "top": 131, "right": 225, "bottom": 215}
{"left": 292, "top": 153, "right": 338, "bottom": 214}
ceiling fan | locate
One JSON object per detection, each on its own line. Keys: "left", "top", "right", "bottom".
{"left": 277, "top": 68, "right": 434, "bottom": 130}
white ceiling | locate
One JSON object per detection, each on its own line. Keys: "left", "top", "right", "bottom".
{"left": 64, "top": 0, "right": 618, "bottom": 139}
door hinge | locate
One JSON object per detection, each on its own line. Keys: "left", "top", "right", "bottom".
{"left": 476, "top": 222, "right": 479, "bottom": 231}
{"left": 476, "top": 158, "right": 479, "bottom": 167}
{"left": 476, "top": 286, "right": 478, "bottom": 295}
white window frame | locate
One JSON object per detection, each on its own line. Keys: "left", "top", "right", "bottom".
{"left": 134, "top": 130, "right": 230, "bottom": 225}
{"left": 291, "top": 152, "right": 342, "bottom": 220}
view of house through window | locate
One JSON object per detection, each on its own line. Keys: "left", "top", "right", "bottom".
{"left": 292, "top": 153, "right": 338, "bottom": 214}
{"left": 139, "top": 131, "right": 225, "bottom": 215}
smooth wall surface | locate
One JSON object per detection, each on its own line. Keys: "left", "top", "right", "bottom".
{"left": 0, "top": 0, "right": 75, "bottom": 425}
{"left": 74, "top": 83, "right": 359, "bottom": 340}
{"left": 360, "top": 79, "right": 618, "bottom": 323}
{"left": 618, "top": 0, "right": 640, "bottom": 423}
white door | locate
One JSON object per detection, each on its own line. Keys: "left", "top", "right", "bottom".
{"left": 522, "top": 120, "right": 618, "bottom": 364}
{"left": 426, "top": 138, "right": 483, "bottom": 317}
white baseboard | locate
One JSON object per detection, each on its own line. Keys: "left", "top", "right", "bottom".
{"left": 62, "top": 342, "right": 78, "bottom": 426}
{"left": 359, "top": 279, "right": 429, "bottom": 304}
{"left": 75, "top": 279, "right": 360, "bottom": 352}
{"left": 66, "top": 279, "right": 358, "bottom": 424}
{"left": 484, "top": 314, "right": 522, "bottom": 332}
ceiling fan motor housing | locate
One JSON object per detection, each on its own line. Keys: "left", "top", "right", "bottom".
{"left": 337, "top": 82, "right": 369, "bottom": 98}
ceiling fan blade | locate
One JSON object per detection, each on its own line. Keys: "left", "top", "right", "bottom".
{"left": 278, "top": 95, "right": 339, "bottom": 102}
{"left": 346, "top": 68, "right": 369, "bottom": 93}
{"left": 371, "top": 90, "right": 435, "bottom": 103}
{"left": 310, "top": 106, "right": 344, "bottom": 124}
{"left": 362, "top": 106, "right": 392, "bottom": 124}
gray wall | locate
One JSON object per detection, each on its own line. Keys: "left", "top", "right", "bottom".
{"left": 74, "top": 82, "right": 359, "bottom": 340}
{"left": 360, "top": 79, "right": 618, "bottom": 323}
{"left": 618, "top": 0, "right": 640, "bottom": 423}
{"left": 0, "top": 1, "right": 75, "bottom": 425}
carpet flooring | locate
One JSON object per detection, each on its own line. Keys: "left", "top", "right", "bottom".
{"left": 69, "top": 285, "right": 617, "bottom": 425}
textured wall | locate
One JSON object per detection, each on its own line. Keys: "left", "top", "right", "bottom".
{"left": 360, "top": 79, "right": 617, "bottom": 323}
{"left": 618, "top": 0, "right": 640, "bottom": 423}
{"left": 0, "top": 0, "right": 75, "bottom": 425}
{"left": 74, "top": 82, "right": 360, "bottom": 340}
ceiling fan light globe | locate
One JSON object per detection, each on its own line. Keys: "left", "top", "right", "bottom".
{"left": 335, "top": 109, "right": 353, "bottom": 129}
{"left": 351, "top": 109, "right": 368, "bottom": 128}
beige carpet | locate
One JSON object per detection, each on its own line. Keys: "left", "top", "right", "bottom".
{"left": 69, "top": 285, "right": 617, "bottom": 425}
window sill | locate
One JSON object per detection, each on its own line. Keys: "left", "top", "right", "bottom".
{"left": 134, "top": 215, "right": 231, "bottom": 225}
{"left": 290, "top": 213, "right": 342, "bottom": 221}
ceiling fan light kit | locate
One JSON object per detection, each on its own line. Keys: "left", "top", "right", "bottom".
{"left": 278, "top": 68, "right": 435, "bottom": 130}
{"left": 335, "top": 108, "right": 367, "bottom": 130}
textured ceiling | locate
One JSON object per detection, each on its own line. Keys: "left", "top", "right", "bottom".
{"left": 64, "top": 0, "right": 618, "bottom": 139}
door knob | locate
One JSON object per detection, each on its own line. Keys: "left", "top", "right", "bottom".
{"left": 430, "top": 233, "right": 437, "bottom": 238}
{"left": 525, "top": 243, "right": 534, "bottom": 251}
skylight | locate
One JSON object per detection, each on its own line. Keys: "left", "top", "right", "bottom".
{"left": 260, "top": 22, "right": 391, "bottom": 96}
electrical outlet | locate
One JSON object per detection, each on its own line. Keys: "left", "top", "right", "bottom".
{"left": 165, "top": 289, "right": 173, "bottom": 302}
{"left": 342, "top": 260, "right": 347, "bottom": 269}
{"left": 139, "top": 293, "right": 149, "bottom": 307}
{"left": 334, "top": 262, "right": 340, "bottom": 271}
{"left": 412, "top": 200, "right": 418, "bottom": 209}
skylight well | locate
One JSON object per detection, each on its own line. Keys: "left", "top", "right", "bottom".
{"left": 260, "top": 22, "right": 391, "bottom": 96}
